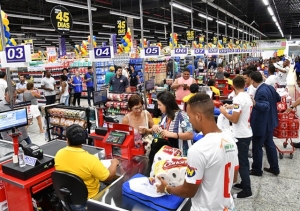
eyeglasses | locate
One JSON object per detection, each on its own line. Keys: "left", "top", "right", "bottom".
{"left": 132, "top": 106, "right": 143, "bottom": 111}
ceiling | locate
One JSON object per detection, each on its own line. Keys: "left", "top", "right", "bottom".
{"left": 1, "top": 0, "right": 299, "bottom": 50}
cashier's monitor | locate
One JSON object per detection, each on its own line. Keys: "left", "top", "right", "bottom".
{"left": 93, "top": 89, "right": 107, "bottom": 106}
{"left": 0, "top": 107, "right": 28, "bottom": 132}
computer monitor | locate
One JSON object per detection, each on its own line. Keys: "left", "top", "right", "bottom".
{"left": 93, "top": 89, "right": 108, "bottom": 106}
{"left": 0, "top": 108, "right": 28, "bottom": 132}
{"left": 145, "top": 80, "right": 155, "bottom": 91}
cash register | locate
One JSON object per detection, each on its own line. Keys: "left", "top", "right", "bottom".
{"left": 95, "top": 123, "right": 145, "bottom": 160}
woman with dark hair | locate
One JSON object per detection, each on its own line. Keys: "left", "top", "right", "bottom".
{"left": 59, "top": 75, "right": 69, "bottom": 105}
{"left": 152, "top": 91, "right": 193, "bottom": 156}
{"left": 122, "top": 94, "right": 153, "bottom": 145}
{"left": 128, "top": 66, "right": 139, "bottom": 92}
{"left": 70, "top": 70, "right": 83, "bottom": 106}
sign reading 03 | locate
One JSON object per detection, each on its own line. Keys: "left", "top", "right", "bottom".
{"left": 116, "top": 19, "right": 127, "bottom": 36}
{"left": 50, "top": 5, "right": 73, "bottom": 34}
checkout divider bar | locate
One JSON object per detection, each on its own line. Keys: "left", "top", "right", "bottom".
{"left": 88, "top": 199, "right": 129, "bottom": 211}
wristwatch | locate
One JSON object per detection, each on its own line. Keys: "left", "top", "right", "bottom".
{"left": 290, "top": 106, "right": 294, "bottom": 109}
{"left": 164, "top": 185, "right": 170, "bottom": 195}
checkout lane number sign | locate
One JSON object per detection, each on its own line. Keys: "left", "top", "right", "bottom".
{"left": 5, "top": 46, "right": 26, "bottom": 63}
{"left": 50, "top": 5, "right": 73, "bottom": 34}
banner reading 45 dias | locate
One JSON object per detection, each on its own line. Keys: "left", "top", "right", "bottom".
{"left": 50, "top": 5, "right": 73, "bottom": 35}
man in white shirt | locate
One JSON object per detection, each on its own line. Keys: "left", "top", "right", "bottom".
{"left": 121, "top": 64, "right": 128, "bottom": 78}
{"left": 220, "top": 76, "right": 253, "bottom": 198}
{"left": 274, "top": 59, "right": 289, "bottom": 88}
{"left": 0, "top": 72, "right": 7, "bottom": 101}
{"left": 243, "top": 70, "right": 256, "bottom": 97}
{"left": 41, "top": 70, "right": 57, "bottom": 105}
{"left": 156, "top": 93, "right": 239, "bottom": 211}
{"left": 16, "top": 74, "right": 27, "bottom": 102}
{"left": 265, "top": 64, "right": 278, "bottom": 88}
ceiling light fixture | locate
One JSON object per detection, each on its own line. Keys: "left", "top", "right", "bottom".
{"left": 109, "top": 11, "right": 140, "bottom": 19}
{"left": 144, "top": 36, "right": 154, "bottom": 38}
{"left": 45, "top": 0, "right": 97, "bottom": 11}
{"left": 98, "top": 32, "right": 115, "bottom": 35}
{"left": 262, "top": 0, "right": 269, "bottom": 6}
{"left": 73, "top": 21, "right": 89, "bottom": 26}
{"left": 173, "top": 24, "right": 188, "bottom": 29}
{"left": 154, "top": 31, "right": 166, "bottom": 34}
{"left": 102, "top": 25, "right": 115, "bottom": 29}
{"left": 198, "top": 13, "right": 213, "bottom": 21}
{"left": 36, "top": 34, "right": 61, "bottom": 37}
{"left": 148, "top": 19, "right": 168, "bottom": 25}
{"left": 10, "top": 33, "right": 25, "bottom": 36}
{"left": 216, "top": 20, "right": 226, "bottom": 26}
{"left": 71, "top": 30, "right": 90, "bottom": 34}
{"left": 272, "top": 16, "right": 277, "bottom": 22}
{"left": 267, "top": 6, "right": 274, "bottom": 16}
{"left": 228, "top": 25, "right": 236, "bottom": 29}
{"left": 192, "top": 28, "right": 202, "bottom": 32}
{"left": 134, "top": 28, "right": 150, "bottom": 32}
{"left": 21, "top": 26, "right": 55, "bottom": 31}
{"left": 237, "top": 29, "right": 243, "bottom": 32}
{"left": 169, "top": 2, "right": 192, "bottom": 13}
{"left": 8, "top": 14, "right": 44, "bottom": 21}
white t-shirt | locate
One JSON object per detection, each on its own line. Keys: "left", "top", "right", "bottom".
{"left": 186, "top": 132, "right": 239, "bottom": 211}
{"left": 198, "top": 62, "right": 204, "bottom": 69}
{"left": 246, "top": 84, "right": 256, "bottom": 97}
{"left": 41, "top": 77, "right": 56, "bottom": 96}
{"left": 265, "top": 75, "right": 278, "bottom": 88}
{"left": 122, "top": 69, "right": 128, "bottom": 78}
{"left": 0, "top": 79, "right": 7, "bottom": 101}
{"left": 277, "top": 66, "right": 289, "bottom": 86}
{"left": 232, "top": 92, "right": 253, "bottom": 138}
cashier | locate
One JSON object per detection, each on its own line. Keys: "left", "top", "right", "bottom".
{"left": 109, "top": 66, "right": 130, "bottom": 93}
{"left": 0, "top": 87, "right": 32, "bottom": 144}
{"left": 55, "top": 124, "right": 119, "bottom": 209}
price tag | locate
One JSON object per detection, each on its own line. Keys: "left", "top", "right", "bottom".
{"left": 50, "top": 5, "right": 73, "bottom": 35}
{"left": 171, "top": 48, "right": 188, "bottom": 57}
{"left": 219, "top": 48, "right": 228, "bottom": 54}
{"left": 90, "top": 46, "right": 114, "bottom": 61}
{"left": 141, "top": 47, "right": 160, "bottom": 58}
{"left": 1, "top": 45, "right": 31, "bottom": 67}
{"left": 208, "top": 48, "right": 218, "bottom": 54}
{"left": 193, "top": 48, "right": 205, "bottom": 55}
{"left": 186, "top": 30, "right": 195, "bottom": 41}
{"left": 116, "top": 19, "right": 127, "bottom": 36}
{"left": 24, "top": 155, "right": 37, "bottom": 167}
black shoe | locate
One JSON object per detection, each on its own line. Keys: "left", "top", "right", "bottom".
{"left": 293, "top": 142, "right": 300, "bottom": 148}
{"left": 237, "top": 190, "right": 252, "bottom": 198}
{"left": 263, "top": 167, "right": 279, "bottom": 176}
{"left": 249, "top": 170, "right": 262, "bottom": 176}
{"left": 233, "top": 183, "right": 243, "bottom": 189}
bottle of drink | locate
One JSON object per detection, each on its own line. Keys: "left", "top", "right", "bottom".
{"left": 18, "top": 147, "right": 26, "bottom": 168}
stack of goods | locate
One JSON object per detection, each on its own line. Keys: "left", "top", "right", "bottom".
{"left": 48, "top": 108, "right": 87, "bottom": 137}
{"left": 144, "top": 62, "right": 166, "bottom": 84}
{"left": 105, "top": 93, "right": 135, "bottom": 115}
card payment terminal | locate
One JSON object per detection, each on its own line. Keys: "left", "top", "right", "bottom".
{"left": 106, "top": 131, "right": 127, "bottom": 145}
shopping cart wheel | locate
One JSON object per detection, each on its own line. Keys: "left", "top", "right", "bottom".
{"left": 279, "top": 153, "right": 284, "bottom": 159}
{"left": 290, "top": 153, "right": 293, "bottom": 159}
{"left": 283, "top": 142, "right": 288, "bottom": 148}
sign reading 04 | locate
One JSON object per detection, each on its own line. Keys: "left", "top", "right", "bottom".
{"left": 50, "top": 5, "right": 73, "bottom": 34}
{"left": 116, "top": 19, "right": 127, "bottom": 36}
{"left": 186, "top": 30, "right": 195, "bottom": 41}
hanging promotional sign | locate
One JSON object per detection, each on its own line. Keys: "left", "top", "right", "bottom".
{"left": 256, "top": 39, "right": 286, "bottom": 50}
{"left": 46, "top": 46, "right": 57, "bottom": 62}
{"left": 186, "top": 30, "right": 195, "bottom": 41}
{"left": 116, "top": 19, "right": 127, "bottom": 36}
{"left": 50, "top": 5, "right": 73, "bottom": 35}
{"left": 24, "top": 39, "right": 34, "bottom": 54}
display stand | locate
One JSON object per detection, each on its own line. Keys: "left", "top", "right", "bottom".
{"left": 44, "top": 105, "right": 91, "bottom": 142}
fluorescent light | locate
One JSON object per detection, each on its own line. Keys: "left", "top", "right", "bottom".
{"left": 36, "top": 34, "right": 60, "bottom": 37}
{"left": 237, "top": 29, "right": 243, "bottom": 32}
{"left": 192, "top": 28, "right": 202, "bottom": 32}
{"left": 198, "top": 13, "right": 213, "bottom": 21}
{"left": 158, "top": 37, "right": 168, "bottom": 39}
{"left": 148, "top": 19, "right": 168, "bottom": 25}
{"left": 109, "top": 11, "right": 140, "bottom": 19}
{"left": 71, "top": 30, "right": 90, "bottom": 34}
{"left": 272, "top": 16, "right": 277, "bottom": 22}
{"left": 98, "top": 32, "right": 115, "bottom": 35}
{"left": 154, "top": 31, "right": 166, "bottom": 34}
{"left": 103, "top": 25, "right": 115, "bottom": 29}
{"left": 262, "top": 0, "right": 269, "bottom": 5}
{"left": 169, "top": 2, "right": 192, "bottom": 13}
{"left": 174, "top": 24, "right": 188, "bottom": 29}
{"left": 45, "top": 38, "right": 59, "bottom": 41}
{"left": 73, "top": 21, "right": 89, "bottom": 26}
{"left": 21, "top": 26, "right": 55, "bottom": 31}
{"left": 34, "top": 43, "right": 51, "bottom": 45}
{"left": 45, "top": 0, "right": 97, "bottom": 11}
{"left": 8, "top": 14, "right": 44, "bottom": 21}
{"left": 216, "top": 20, "right": 226, "bottom": 26}
{"left": 10, "top": 33, "right": 25, "bottom": 36}
{"left": 70, "top": 36, "right": 88, "bottom": 39}
{"left": 144, "top": 36, "right": 154, "bottom": 38}
{"left": 244, "top": 31, "right": 248, "bottom": 34}
{"left": 134, "top": 28, "right": 150, "bottom": 32}
{"left": 228, "top": 25, "right": 236, "bottom": 29}
{"left": 267, "top": 6, "right": 274, "bottom": 16}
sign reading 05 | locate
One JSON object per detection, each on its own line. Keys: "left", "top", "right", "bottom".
{"left": 186, "top": 30, "right": 195, "bottom": 41}
{"left": 50, "top": 5, "right": 73, "bottom": 34}
{"left": 116, "top": 19, "right": 127, "bottom": 36}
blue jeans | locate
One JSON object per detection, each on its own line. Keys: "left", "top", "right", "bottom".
{"left": 24, "top": 137, "right": 32, "bottom": 144}
{"left": 60, "top": 95, "right": 69, "bottom": 106}
{"left": 236, "top": 137, "right": 252, "bottom": 192}
{"left": 87, "top": 87, "right": 94, "bottom": 106}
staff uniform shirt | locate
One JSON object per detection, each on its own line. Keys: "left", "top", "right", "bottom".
{"left": 246, "top": 85, "right": 257, "bottom": 97}
{"left": 232, "top": 92, "right": 253, "bottom": 138}
{"left": 41, "top": 77, "right": 56, "bottom": 96}
{"left": 186, "top": 132, "right": 239, "bottom": 211}
{"left": 265, "top": 75, "right": 278, "bottom": 88}
{"left": 109, "top": 75, "right": 129, "bottom": 93}
{"left": 16, "top": 81, "right": 27, "bottom": 101}
{"left": 85, "top": 72, "right": 94, "bottom": 88}
{"left": 55, "top": 146, "right": 110, "bottom": 199}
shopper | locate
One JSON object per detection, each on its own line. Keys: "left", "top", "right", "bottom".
{"left": 128, "top": 66, "right": 139, "bottom": 92}
{"left": 71, "top": 70, "right": 83, "bottom": 107}
{"left": 41, "top": 70, "right": 56, "bottom": 105}
{"left": 197, "top": 59, "right": 205, "bottom": 72}
{"left": 59, "top": 75, "right": 69, "bottom": 106}
{"left": 109, "top": 66, "right": 130, "bottom": 93}
{"left": 122, "top": 94, "right": 153, "bottom": 144}
{"left": 249, "top": 71, "right": 280, "bottom": 176}
{"left": 105, "top": 66, "right": 115, "bottom": 91}
{"left": 62, "top": 68, "right": 72, "bottom": 106}
{"left": 208, "top": 58, "right": 217, "bottom": 70}
{"left": 84, "top": 67, "right": 94, "bottom": 107}
{"left": 208, "top": 79, "right": 220, "bottom": 97}
{"left": 152, "top": 91, "right": 193, "bottom": 156}
{"left": 220, "top": 76, "right": 253, "bottom": 198}
{"left": 265, "top": 64, "right": 278, "bottom": 88}
{"left": 182, "top": 84, "right": 199, "bottom": 103}
{"left": 156, "top": 93, "right": 239, "bottom": 211}
{"left": 0, "top": 87, "right": 32, "bottom": 144}
{"left": 16, "top": 74, "right": 27, "bottom": 102}
{"left": 293, "top": 58, "right": 300, "bottom": 79}
{"left": 276, "top": 59, "right": 290, "bottom": 88}
{"left": 242, "top": 70, "right": 256, "bottom": 97}
{"left": 186, "top": 61, "right": 194, "bottom": 75}
{"left": 223, "top": 72, "right": 233, "bottom": 86}
{"left": 55, "top": 124, "right": 119, "bottom": 210}
{"left": 23, "top": 82, "right": 44, "bottom": 133}
{"left": 121, "top": 64, "right": 129, "bottom": 78}
{"left": 0, "top": 72, "right": 7, "bottom": 101}
{"left": 171, "top": 68, "right": 196, "bottom": 101}
{"left": 215, "top": 64, "right": 225, "bottom": 80}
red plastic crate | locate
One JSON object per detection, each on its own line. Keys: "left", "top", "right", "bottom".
{"left": 287, "top": 120, "right": 299, "bottom": 130}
